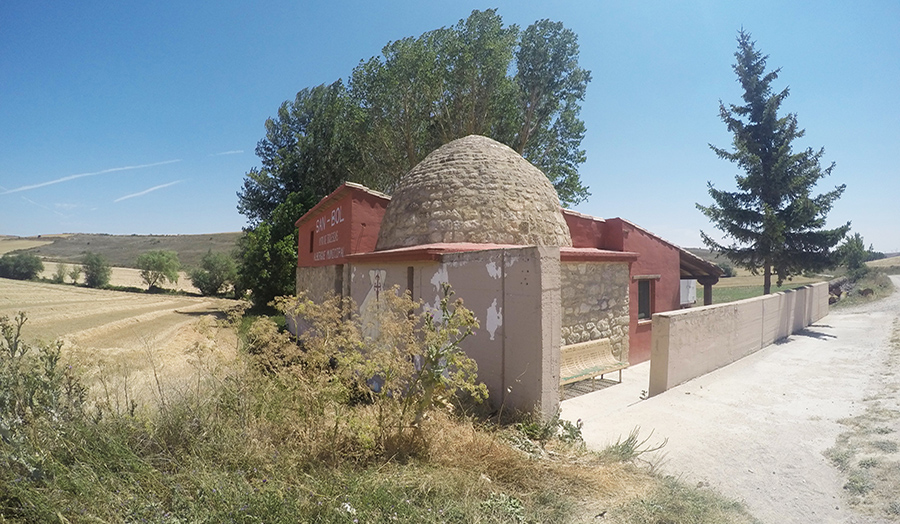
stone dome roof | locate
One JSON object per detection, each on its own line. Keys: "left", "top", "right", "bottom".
{"left": 375, "top": 135, "right": 572, "bottom": 250}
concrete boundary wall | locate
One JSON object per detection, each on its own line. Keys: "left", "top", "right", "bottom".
{"left": 649, "top": 282, "right": 828, "bottom": 396}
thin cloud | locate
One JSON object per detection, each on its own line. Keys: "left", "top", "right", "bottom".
{"left": 211, "top": 150, "right": 244, "bottom": 156}
{"left": 114, "top": 180, "right": 183, "bottom": 203}
{"left": 1, "top": 159, "right": 182, "bottom": 195}
{"left": 21, "top": 196, "right": 67, "bottom": 217}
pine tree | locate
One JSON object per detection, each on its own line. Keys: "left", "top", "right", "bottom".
{"left": 698, "top": 30, "right": 849, "bottom": 294}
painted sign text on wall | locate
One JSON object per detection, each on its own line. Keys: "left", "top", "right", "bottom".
{"left": 309, "top": 205, "right": 349, "bottom": 264}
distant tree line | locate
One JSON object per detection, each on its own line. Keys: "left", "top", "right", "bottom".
{"left": 236, "top": 9, "right": 592, "bottom": 307}
{"left": 1, "top": 249, "right": 237, "bottom": 297}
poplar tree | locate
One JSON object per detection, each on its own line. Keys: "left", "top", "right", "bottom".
{"left": 237, "top": 9, "right": 591, "bottom": 306}
{"left": 698, "top": 30, "right": 849, "bottom": 294}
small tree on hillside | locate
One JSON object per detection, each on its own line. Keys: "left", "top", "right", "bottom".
{"left": 136, "top": 250, "right": 181, "bottom": 291}
{"left": 82, "top": 252, "right": 111, "bottom": 288}
{"left": 697, "top": 30, "right": 849, "bottom": 294}
{"left": 189, "top": 250, "right": 237, "bottom": 296}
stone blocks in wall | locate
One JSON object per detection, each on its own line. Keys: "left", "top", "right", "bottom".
{"left": 560, "top": 262, "right": 630, "bottom": 362}
{"left": 375, "top": 136, "right": 572, "bottom": 250}
{"left": 296, "top": 265, "right": 343, "bottom": 302}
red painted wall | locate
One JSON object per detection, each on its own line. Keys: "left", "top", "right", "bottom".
{"left": 296, "top": 185, "right": 389, "bottom": 267}
{"left": 348, "top": 192, "right": 388, "bottom": 256}
{"left": 564, "top": 211, "right": 685, "bottom": 364}
{"left": 608, "top": 218, "right": 682, "bottom": 364}
{"left": 563, "top": 210, "right": 607, "bottom": 249}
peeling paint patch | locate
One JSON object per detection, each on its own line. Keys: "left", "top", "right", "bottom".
{"left": 431, "top": 264, "right": 449, "bottom": 291}
{"left": 486, "top": 298, "right": 503, "bottom": 340}
{"left": 486, "top": 260, "right": 502, "bottom": 279}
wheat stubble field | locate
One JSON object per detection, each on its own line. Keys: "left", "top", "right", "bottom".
{"left": 0, "top": 276, "right": 239, "bottom": 408}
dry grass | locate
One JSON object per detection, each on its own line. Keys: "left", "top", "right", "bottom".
{"left": 868, "top": 256, "right": 900, "bottom": 268}
{"left": 0, "top": 280, "right": 759, "bottom": 523}
{"left": 0, "top": 237, "right": 54, "bottom": 255}
{"left": 0, "top": 277, "right": 237, "bottom": 407}
{"left": 825, "top": 319, "right": 900, "bottom": 520}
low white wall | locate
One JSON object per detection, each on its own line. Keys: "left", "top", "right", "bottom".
{"left": 649, "top": 282, "right": 828, "bottom": 396}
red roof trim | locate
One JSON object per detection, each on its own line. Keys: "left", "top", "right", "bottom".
{"left": 561, "top": 208, "right": 607, "bottom": 223}
{"left": 560, "top": 247, "right": 639, "bottom": 262}
{"left": 346, "top": 244, "right": 640, "bottom": 264}
{"left": 347, "top": 242, "right": 540, "bottom": 263}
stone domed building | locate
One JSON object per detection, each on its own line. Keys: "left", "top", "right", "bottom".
{"left": 293, "top": 135, "right": 721, "bottom": 416}
{"left": 375, "top": 135, "right": 572, "bottom": 250}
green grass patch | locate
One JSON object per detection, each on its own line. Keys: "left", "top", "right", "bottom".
{"left": 712, "top": 283, "right": 813, "bottom": 304}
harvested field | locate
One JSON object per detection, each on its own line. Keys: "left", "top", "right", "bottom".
{"left": 0, "top": 277, "right": 240, "bottom": 408}
{"left": 39, "top": 264, "right": 203, "bottom": 294}
{"left": 869, "top": 255, "right": 900, "bottom": 269}
{"left": 0, "top": 236, "right": 55, "bottom": 255}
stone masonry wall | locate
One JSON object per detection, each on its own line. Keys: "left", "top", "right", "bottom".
{"left": 560, "top": 261, "right": 630, "bottom": 362}
{"left": 296, "top": 265, "right": 343, "bottom": 302}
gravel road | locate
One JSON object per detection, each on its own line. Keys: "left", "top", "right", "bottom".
{"left": 563, "top": 276, "right": 900, "bottom": 524}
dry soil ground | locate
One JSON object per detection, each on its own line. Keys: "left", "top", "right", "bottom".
{"left": 0, "top": 276, "right": 238, "bottom": 410}
{"left": 565, "top": 276, "right": 900, "bottom": 524}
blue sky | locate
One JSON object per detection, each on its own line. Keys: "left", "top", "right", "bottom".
{"left": 2, "top": 1, "right": 898, "bottom": 251}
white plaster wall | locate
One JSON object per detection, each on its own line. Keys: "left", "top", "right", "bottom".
{"left": 349, "top": 246, "right": 561, "bottom": 417}
{"left": 649, "top": 283, "right": 829, "bottom": 396}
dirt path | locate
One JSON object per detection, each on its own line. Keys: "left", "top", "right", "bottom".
{"left": 563, "top": 276, "right": 900, "bottom": 524}
{"left": 0, "top": 277, "right": 239, "bottom": 408}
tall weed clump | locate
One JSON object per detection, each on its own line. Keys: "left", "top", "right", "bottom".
{"left": 1, "top": 313, "right": 86, "bottom": 509}
{"left": 263, "top": 283, "right": 488, "bottom": 462}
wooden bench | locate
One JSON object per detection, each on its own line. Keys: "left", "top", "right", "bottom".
{"left": 560, "top": 338, "right": 629, "bottom": 389}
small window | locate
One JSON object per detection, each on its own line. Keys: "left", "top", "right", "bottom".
{"left": 638, "top": 280, "right": 652, "bottom": 320}
{"left": 309, "top": 230, "right": 314, "bottom": 253}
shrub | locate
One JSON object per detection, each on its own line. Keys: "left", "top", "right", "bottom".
{"left": 136, "top": 250, "right": 181, "bottom": 290}
{"left": 82, "top": 252, "right": 111, "bottom": 288}
{"left": 718, "top": 261, "right": 736, "bottom": 278}
{"left": 68, "top": 264, "right": 82, "bottom": 284}
{"left": 189, "top": 250, "right": 237, "bottom": 296}
{"left": 0, "top": 252, "right": 44, "bottom": 280}
{"left": 52, "top": 262, "right": 67, "bottom": 283}
{"left": 267, "top": 283, "right": 486, "bottom": 460}
{"left": 839, "top": 232, "right": 869, "bottom": 281}
{"left": 0, "top": 312, "right": 86, "bottom": 457}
